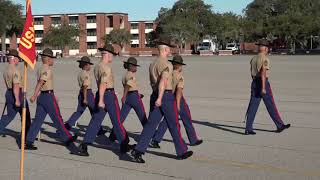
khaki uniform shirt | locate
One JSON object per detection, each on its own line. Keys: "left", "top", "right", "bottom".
{"left": 250, "top": 53, "right": 270, "bottom": 78}
{"left": 122, "top": 71, "right": 138, "bottom": 91}
{"left": 78, "top": 70, "right": 92, "bottom": 89}
{"left": 38, "top": 64, "right": 54, "bottom": 91}
{"left": 172, "top": 70, "right": 184, "bottom": 93}
{"left": 3, "top": 64, "right": 22, "bottom": 89}
{"left": 149, "top": 57, "right": 173, "bottom": 91}
{"left": 94, "top": 63, "right": 114, "bottom": 88}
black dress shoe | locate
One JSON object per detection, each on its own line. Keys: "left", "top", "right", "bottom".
{"left": 190, "top": 139, "right": 203, "bottom": 146}
{"left": 65, "top": 135, "right": 78, "bottom": 146}
{"left": 131, "top": 150, "right": 145, "bottom": 163}
{"left": 149, "top": 140, "right": 161, "bottom": 148}
{"left": 25, "top": 143, "right": 38, "bottom": 150}
{"left": 245, "top": 130, "right": 256, "bottom": 135}
{"left": 276, "top": 124, "right": 291, "bottom": 133}
{"left": 177, "top": 151, "right": 193, "bottom": 160}
{"left": 120, "top": 144, "right": 136, "bottom": 154}
{"left": 64, "top": 123, "right": 72, "bottom": 131}
{"left": 97, "top": 128, "right": 108, "bottom": 136}
{"left": 78, "top": 143, "right": 89, "bottom": 156}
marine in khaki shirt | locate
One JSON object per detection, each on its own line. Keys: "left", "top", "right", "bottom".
{"left": 244, "top": 39, "right": 291, "bottom": 135}
{"left": 4, "top": 64, "right": 22, "bottom": 89}
{"left": 122, "top": 71, "right": 138, "bottom": 92}
{"left": 94, "top": 63, "right": 114, "bottom": 89}
{"left": 250, "top": 53, "right": 271, "bottom": 78}
{"left": 149, "top": 57, "right": 173, "bottom": 91}
{"left": 78, "top": 70, "right": 92, "bottom": 90}
{"left": 172, "top": 70, "right": 184, "bottom": 93}
{"left": 37, "top": 64, "right": 54, "bottom": 91}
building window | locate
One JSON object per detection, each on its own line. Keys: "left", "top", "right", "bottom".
{"left": 131, "top": 44, "right": 139, "bottom": 48}
{"left": 87, "top": 29, "right": 96, "bottom": 36}
{"left": 131, "top": 34, "right": 139, "bottom": 40}
{"left": 131, "top": 23, "right": 138, "bottom": 29}
{"left": 34, "top": 17, "right": 43, "bottom": 25}
{"left": 35, "top": 30, "right": 43, "bottom": 38}
{"left": 87, "top": 42, "right": 97, "bottom": 49}
{"left": 70, "top": 43, "right": 79, "bottom": 50}
{"left": 87, "top": 16, "right": 96, "bottom": 23}
{"left": 107, "top": 16, "right": 113, "bottom": 27}
{"left": 69, "top": 16, "right": 79, "bottom": 24}
{"left": 51, "top": 17, "right": 61, "bottom": 25}
{"left": 145, "top": 23, "right": 153, "bottom": 29}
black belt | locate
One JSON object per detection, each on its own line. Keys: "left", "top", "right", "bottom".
{"left": 41, "top": 90, "right": 54, "bottom": 94}
{"left": 7, "top": 88, "right": 23, "bottom": 91}
{"left": 128, "top": 90, "right": 138, "bottom": 93}
{"left": 252, "top": 77, "right": 268, "bottom": 80}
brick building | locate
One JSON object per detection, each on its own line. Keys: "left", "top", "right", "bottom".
{"left": 1, "top": 12, "right": 159, "bottom": 56}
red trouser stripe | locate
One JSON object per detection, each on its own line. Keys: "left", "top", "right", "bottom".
{"left": 182, "top": 96, "right": 198, "bottom": 141}
{"left": 113, "top": 91, "right": 127, "bottom": 138}
{"left": 173, "top": 100, "right": 187, "bottom": 153}
{"left": 52, "top": 95, "right": 72, "bottom": 139}
{"left": 268, "top": 84, "right": 284, "bottom": 124}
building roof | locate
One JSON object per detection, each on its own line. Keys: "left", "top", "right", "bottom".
{"left": 32, "top": 12, "right": 128, "bottom": 17}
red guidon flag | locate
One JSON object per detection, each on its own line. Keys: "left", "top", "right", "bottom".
{"left": 19, "top": 0, "right": 36, "bottom": 69}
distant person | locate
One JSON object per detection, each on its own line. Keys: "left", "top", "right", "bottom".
{"left": 245, "top": 39, "right": 291, "bottom": 135}
{"left": 77, "top": 44, "right": 133, "bottom": 156}
{"left": 0, "top": 49, "right": 31, "bottom": 138}
{"left": 64, "top": 56, "right": 106, "bottom": 135}
{"left": 26, "top": 48, "right": 78, "bottom": 150}
{"left": 150, "top": 55, "right": 202, "bottom": 149}
{"left": 108, "top": 57, "right": 148, "bottom": 142}
{"left": 130, "top": 38, "right": 192, "bottom": 164}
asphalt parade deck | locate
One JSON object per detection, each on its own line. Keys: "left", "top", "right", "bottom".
{"left": 0, "top": 55, "right": 319, "bottom": 180}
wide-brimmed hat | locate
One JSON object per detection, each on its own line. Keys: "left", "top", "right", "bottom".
{"left": 77, "top": 56, "right": 93, "bottom": 65}
{"left": 169, "top": 55, "right": 186, "bottom": 65}
{"left": 39, "top": 48, "right": 56, "bottom": 58}
{"left": 154, "top": 37, "right": 176, "bottom": 48}
{"left": 98, "top": 44, "right": 118, "bottom": 55}
{"left": 255, "top": 39, "right": 270, "bottom": 47}
{"left": 124, "top": 57, "right": 140, "bottom": 67}
{"left": 6, "top": 49, "right": 20, "bottom": 58}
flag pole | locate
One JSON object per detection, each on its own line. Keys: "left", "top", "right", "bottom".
{"left": 19, "top": 0, "right": 37, "bottom": 177}
{"left": 20, "top": 62, "right": 28, "bottom": 180}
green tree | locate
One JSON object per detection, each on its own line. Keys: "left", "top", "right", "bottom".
{"left": 154, "top": 0, "right": 216, "bottom": 52}
{"left": 243, "top": 0, "right": 320, "bottom": 52}
{"left": 215, "top": 12, "right": 242, "bottom": 49}
{"left": 41, "top": 21, "right": 81, "bottom": 55}
{"left": 0, "top": 0, "right": 23, "bottom": 53}
{"left": 103, "top": 29, "right": 131, "bottom": 52}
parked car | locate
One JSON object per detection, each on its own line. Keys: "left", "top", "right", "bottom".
{"left": 226, "top": 43, "right": 240, "bottom": 53}
{"left": 196, "top": 40, "right": 218, "bottom": 53}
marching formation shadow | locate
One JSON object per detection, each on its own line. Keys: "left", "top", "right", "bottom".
{"left": 192, "top": 120, "right": 276, "bottom": 134}
{"left": 1, "top": 117, "right": 277, "bottom": 161}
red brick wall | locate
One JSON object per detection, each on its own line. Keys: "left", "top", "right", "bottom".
{"left": 78, "top": 14, "right": 87, "bottom": 55}
{"left": 96, "top": 14, "right": 106, "bottom": 48}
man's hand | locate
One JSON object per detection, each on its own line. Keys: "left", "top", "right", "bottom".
{"left": 261, "top": 89, "right": 267, "bottom": 96}
{"left": 30, "top": 96, "right": 36, "bottom": 103}
{"left": 98, "top": 101, "right": 105, "bottom": 109}
{"left": 15, "top": 100, "right": 21, "bottom": 108}
{"left": 155, "top": 98, "right": 162, "bottom": 107}
{"left": 82, "top": 99, "right": 88, "bottom": 106}
{"left": 177, "top": 105, "right": 181, "bottom": 112}
{"left": 121, "top": 97, "right": 126, "bottom": 104}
